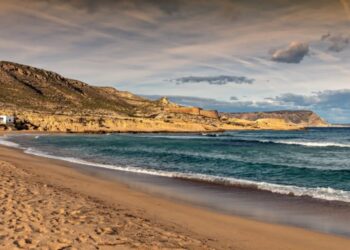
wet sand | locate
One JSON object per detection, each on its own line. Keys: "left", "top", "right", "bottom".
{"left": 1, "top": 145, "right": 350, "bottom": 249}
{"left": 72, "top": 163, "right": 350, "bottom": 237}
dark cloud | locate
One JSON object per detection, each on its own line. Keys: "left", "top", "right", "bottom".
{"left": 230, "top": 96, "right": 239, "bottom": 101}
{"left": 172, "top": 75, "right": 255, "bottom": 85}
{"left": 321, "top": 32, "right": 331, "bottom": 40}
{"left": 147, "top": 0, "right": 183, "bottom": 15}
{"left": 321, "top": 33, "right": 349, "bottom": 52}
{"left": 38, "top": 0, "right": 118, "bottom": 13}
{"left": 270, "top": 41, "right": 309, "bottom": 63}
{"left": 38, "top": 0, "right": 184, "bottom": 15}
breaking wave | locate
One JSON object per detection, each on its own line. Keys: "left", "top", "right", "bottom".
{"left": 266, "top": 140, "right": 350, "bottom": 148}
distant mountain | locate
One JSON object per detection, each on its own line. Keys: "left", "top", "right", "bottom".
{"left": 328, "top": 124, "right": 350, "bottom": 128}
{"left": 0, "top": 61, "right": 310, "bottom": 132}
{"left": 222, "top": 110, "right": 328, "bottom": 127}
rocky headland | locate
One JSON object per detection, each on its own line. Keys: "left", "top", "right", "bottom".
{"left": 0, "top": 61, "right": 327, "bottom": 132}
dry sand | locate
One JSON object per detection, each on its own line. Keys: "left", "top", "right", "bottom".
{"left": 0, "top": 145, "right": 349, "bottom": 249}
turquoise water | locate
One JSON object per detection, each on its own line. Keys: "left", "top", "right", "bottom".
{"left": 3, "top": 128, "right": 350, "bottom": 202}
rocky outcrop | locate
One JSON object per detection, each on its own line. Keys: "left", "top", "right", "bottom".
{"left": 222, "top": 110, "right": 328, "bottom": 127}
{"left": 165, "top": 106, "right": 219, "bottom": 119}
{"left": 199, "top": 109, "right": 219, "bottom": 119}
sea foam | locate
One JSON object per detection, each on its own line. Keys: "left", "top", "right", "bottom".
{"left": 273, "top": 140, "right": 350, "bottom": 148}
{"left": 0, "top": 136, "right": 21, "bottom": 148}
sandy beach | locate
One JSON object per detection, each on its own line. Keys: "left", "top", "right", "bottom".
{"left": 1, "top": 143, "right": 350, "bottom": 249}
{"left": 1, "top": 1, "right": 349, "bottom": 248}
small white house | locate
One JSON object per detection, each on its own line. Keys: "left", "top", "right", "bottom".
{"left": 0, "top": 115, "right": 15, "bottom": 125}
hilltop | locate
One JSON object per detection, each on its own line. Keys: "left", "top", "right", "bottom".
{"left": 0, "top": 61, "right": 324, "bottom": 132}
{"left": 0, "top": 61, "right": 159, "bottom": 116}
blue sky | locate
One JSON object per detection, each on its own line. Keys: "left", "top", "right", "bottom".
{"left": 1, "top": 0, "right": 350, "bottom": 123}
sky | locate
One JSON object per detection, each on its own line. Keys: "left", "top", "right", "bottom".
{"left": 0, "top": 0, "right": 350, "bottom": 123}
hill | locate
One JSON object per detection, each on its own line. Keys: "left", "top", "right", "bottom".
{"left": 0, "top": 61, "right": 159, "bottom": 116}
{"left": 0, "top": 61, "right": 316, "bottom": 132}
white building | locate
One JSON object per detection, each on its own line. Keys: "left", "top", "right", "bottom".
{"left": 0, "top": 115, "right": 15, "bottom": 125}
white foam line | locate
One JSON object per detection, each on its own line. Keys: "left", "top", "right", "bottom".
{"left": 261, "top": 140, "right": 350, "bottom": 148}
{"left": 0, "top": 136, "right": 22, "bottom": 148}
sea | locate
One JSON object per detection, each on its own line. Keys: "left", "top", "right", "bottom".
{"left": 2, "top": 127, "right": 350, "bottom": 203}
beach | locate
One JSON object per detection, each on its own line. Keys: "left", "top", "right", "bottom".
{"left": 1, "top": 142, "right": 350, "bottom": 249}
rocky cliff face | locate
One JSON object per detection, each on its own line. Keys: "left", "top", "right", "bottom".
{"left": 0, "top": 61, "right": 306, "bottom": 132}
{"left": 222, "top": 110, "right": 328, "bottom": 127}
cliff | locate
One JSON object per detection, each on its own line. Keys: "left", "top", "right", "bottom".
{"left": 221, "top": 110, "right": 328, "bottom": 127}
{"left": 0, "top": 61, "right": 305, "bottom": 132}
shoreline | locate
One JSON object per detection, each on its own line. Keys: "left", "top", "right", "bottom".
{"left": 2, "top": 132, "right": 350, "bottom": 235}
{"left": 2, "top": 132, "right": 350, "bottom": 204}
{"left": 1, "top": 142, "right": 350, "bottom": 249}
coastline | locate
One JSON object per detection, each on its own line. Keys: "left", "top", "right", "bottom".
{"left": 3, "top": 131, "right": 350, "bottom": 204}
{"left": 1, "top": 139, "right": 350, "bottom": 249}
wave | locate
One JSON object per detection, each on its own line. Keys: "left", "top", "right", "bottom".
{"left": 20, "top": 147, "right": 350, "bottom": 203}
{"left": 0, "top": 136, "right": 22, "bottom": 148}
{"left": 208, "top": 138, "right": 350, "bottom": 148}
{"left": 268, "top": 140, "right": 350, "bottom": 148}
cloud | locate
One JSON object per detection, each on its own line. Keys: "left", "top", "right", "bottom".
{"left": 145, "top": 90, "right": 350, "bottom": 123}
{"left": 269, "top": 89, "right": 350, "bottom": 122}
{"left": 271, "top": 93, "right": 319, "bottom": 106}
{"left": 230, "top": 96, "right": 239, "bottom": 101}
{"left": 321, "top": 33, "right": 331, "bottom": 40}
{"left": 271, "top": 89, "right": 350, "bottom": 109}
{"left": 270, "top": 41, "right": 309, "bottom": 63}
{"left": 321, "top": 33, "right": 349, "bottom": 52}
{"left": 171, "top": 75, "right": 255, "bottom": 85}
